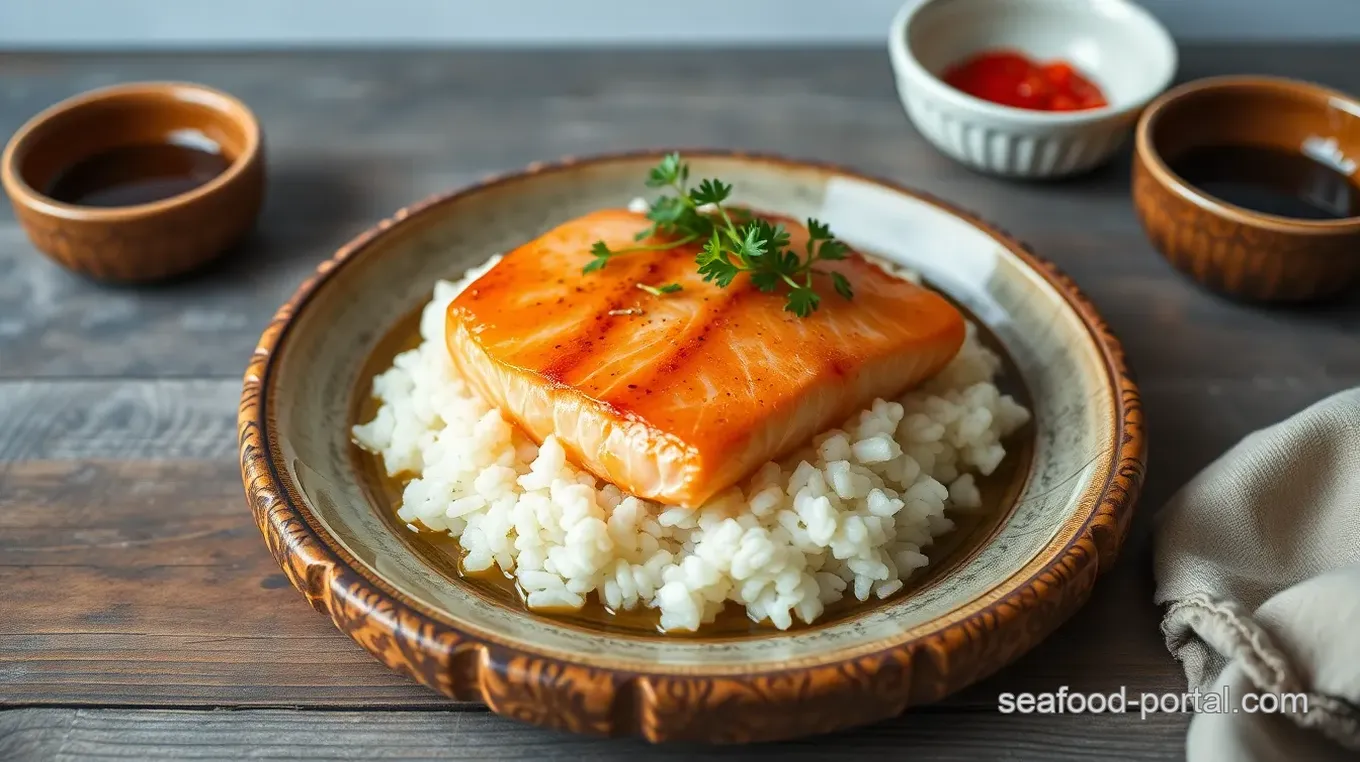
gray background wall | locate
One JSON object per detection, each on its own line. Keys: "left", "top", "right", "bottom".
{"left": 3, "top": 0, "right": 1360, "bottom": 47}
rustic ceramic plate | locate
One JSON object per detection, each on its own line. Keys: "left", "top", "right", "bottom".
{"left": 239, "top": 150, "right": 1144, "bottom": 743}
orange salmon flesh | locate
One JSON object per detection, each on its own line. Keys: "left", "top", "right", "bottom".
{"left": 447, "top": 209, "right": 966, "bottom": 507}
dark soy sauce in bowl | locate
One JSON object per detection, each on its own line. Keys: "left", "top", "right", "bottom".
{"left": 1170, "top": 144, "right": 1360, "bottom": 221}
{"left": 44, "top": 137, "right": 230, "bottom": 208}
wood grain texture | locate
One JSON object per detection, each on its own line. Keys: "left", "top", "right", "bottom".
{"left": 2, "top": 43, "right": 1359, "bottom": 756}
{"left": 0, "top": 380, "right": 237, "bottom": 460}
{"left": 0, "top": 458, "right": 438, "bottom": 707}
{"left": 0, "top": 707, "right": 1189, "bottom": 761}
{"left": 3, "top": 46, "right": 1360, "bottom": 380}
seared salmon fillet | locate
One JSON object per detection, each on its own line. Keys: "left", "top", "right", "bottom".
{"left": 447, "top": 209, "right": 965, "bottom": 507}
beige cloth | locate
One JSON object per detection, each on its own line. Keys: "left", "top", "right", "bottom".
{"left": 1154, "top": 388, "right": 1360, "bottom": 761}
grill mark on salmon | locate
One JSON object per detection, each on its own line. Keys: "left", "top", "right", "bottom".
{"left": 626, "top": 272, "right": 745, "bottom": 399}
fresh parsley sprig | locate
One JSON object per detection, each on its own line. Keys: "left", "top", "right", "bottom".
{"left": 583, "top": 153, "right": 854, "bottom": 317}
{"left": 636, "top": 282, "right": 682, "bottom": 297}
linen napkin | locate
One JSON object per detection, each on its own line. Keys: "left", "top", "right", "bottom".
{"left": 1154, "top": 388, "right": 1360, "bottom": 761}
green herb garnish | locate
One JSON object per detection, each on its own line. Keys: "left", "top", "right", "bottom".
{"left": 584, "top": 153, "right": 853, "bottom": 317}
{"left": 636, "top": 282, "right": 683, "bottom": 297}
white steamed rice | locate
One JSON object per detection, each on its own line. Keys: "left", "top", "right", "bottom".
{"left": 352, "top": 257, "right": 1031, "bottom": 632}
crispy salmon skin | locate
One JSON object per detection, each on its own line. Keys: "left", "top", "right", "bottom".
{"left": 447, "top": 209, "right": 965, "bottom": 507}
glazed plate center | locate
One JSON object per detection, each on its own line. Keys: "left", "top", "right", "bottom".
{"left": 268, "top": 161, "right": 1114, "bottom": 670}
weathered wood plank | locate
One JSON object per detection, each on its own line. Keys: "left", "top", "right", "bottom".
{"left": 0, "top": 381, "right": 238, "bottom": 461}
{"left": 0, "top": 707, "right": 1188, "bottom": 760}
{"left": 2, "top": 45, "right": 1355, "bottom": 168}
{"left": 0, "top": 221, "right": 361, "bottom": 380}
{"left": 0, "top": 458, "right": 440, "bottom": 707}
{"left": 3, "top": 47, "right": 1360, "bottom": 379}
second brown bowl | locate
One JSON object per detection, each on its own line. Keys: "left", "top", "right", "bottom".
{"left": 1, "top": 81, "right": 265, "bottom": 283}
{"left": 1132, "top": 75, "right": 1360, "bottom": 302}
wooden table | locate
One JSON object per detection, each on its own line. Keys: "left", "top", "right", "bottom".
{"left": 3, "top": 45, "right": 1359, "bottom": 760}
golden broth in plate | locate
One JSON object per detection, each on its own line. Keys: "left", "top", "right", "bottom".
{"left": 349, "top": 292, "right": 1034, "bottom": 638}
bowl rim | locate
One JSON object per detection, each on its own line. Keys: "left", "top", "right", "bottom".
{"left": 238, "top": 149, "right": 1146, "bottom": 741}
{"left": 0, "top": 80, "right": 262, "bottom": 221}
{"left": 888, "top": 0, "right": 1178, "bottom": 125}
{"left": 1135, "top": 74, "right": 1360, "bottom": 233}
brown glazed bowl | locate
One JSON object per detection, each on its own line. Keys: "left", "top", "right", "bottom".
{"left": 1132, "top": 75, "right": 1360, "bottom": 302}
{"left": 239, "top": 150, "right": 1145, "bottom": 743}
{"left": 1, "top": 81, "right": 264, "bottom": 283}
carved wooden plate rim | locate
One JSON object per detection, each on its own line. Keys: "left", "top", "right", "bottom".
{"left": 239, "top": 149, "right": 1146, "bottom": 742}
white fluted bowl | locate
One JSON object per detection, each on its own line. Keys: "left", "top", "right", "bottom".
{"left": 889, "top": 0, "right": 1177, "bottom": 179}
